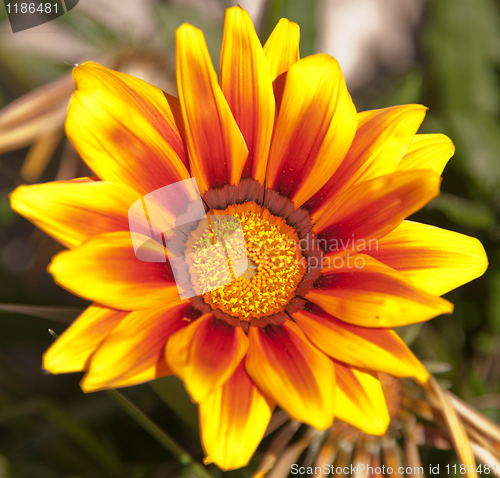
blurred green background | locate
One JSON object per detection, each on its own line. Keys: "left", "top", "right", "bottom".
{"left": 0, "top": 0, "right": 499, "bottom": 476}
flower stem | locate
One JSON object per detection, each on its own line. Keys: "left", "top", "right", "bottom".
{"left": 107, "top": 390, "right": 214, "bottom": 478}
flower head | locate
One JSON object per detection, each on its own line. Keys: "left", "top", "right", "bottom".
{"left": 10, "top": 6, "right": 488, "bottom": 471}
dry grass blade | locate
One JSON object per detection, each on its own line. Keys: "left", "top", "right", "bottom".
{"left": 0, "top": 107, "right": 67, "bottom": 154}
{"left": 21, "top": 128, "right": 63, "bottom": 182}
{"left": 0, "top": 74, "right": 73, "bottom": 155}
{"left": 331, "top": 439, "right": 354, "bottom": 477}
{"left": 448, "top": 392, "right": 500, "bottom": 444}
{"left": 463, "top": 424, "right": 500, "bottom": 462}
{"left": 401, "top": 413, "right": 426, "bottom": 478}
{"left": 314, "top": 429, "right": 338, "bottom": 471}
{"left": 0, "top": 74, "right": 74, "bottom": 130}
{"left": 381, "top": 436, "right": 403, "bottom": 476}
{"left": 264, "top": 410, "right": 290, "bottom": 438}
{"left": 415, "top": 423, "right": 452, "bottom": 449}
{"left": 427, "top": 376, "right": 477, "bottom": 478}
{"left": 252, "top": 420, "right": 301, "bottom": 477}
{"left": 470, "top": 441, "right": 500, "bottom": 470}
{"left": 352, "top": 437, "right": 370, "bottom": 478}
{"left": 267, "top": 428, "right": 319, "bottom": 478}
{"left": 0, "top": 303, "right": 83, "bottom": 324}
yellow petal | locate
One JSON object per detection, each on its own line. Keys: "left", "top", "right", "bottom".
{"left": 334, "top": 361, "right": 390, "bottom": 435}
{"left": 246, "top": 322, "right": 335, "bottom": 430}
{"left": 371, "top": 220, "right": 488, "bottom": 295}
{"left": 263, "top": 18, "right": 300, "bottom": 81}
{"left": 48, "top": 231, "right": 179, "bottom": 310}
{"left": 43, "top": 304, "right": 127, "bottom": 374}
{"left": 397, "top": 133, "right": 455, "bottom": 175}
{"left": 81, "top": 301, "right": 192, "bottom": 392}
{"left": 220, "top": 6, "right": 275, "bottom": 183}
{"left": 199, "top": 360, "right": 274, "bottom": 471}
{"left": 266, "top": 54, "right": 357, "bottom": 208}
{"left": 175, "top": 23, "right": 248, "bottom": 195}
{"left": 10, "top": 179, "right": 141, "bottom": 248}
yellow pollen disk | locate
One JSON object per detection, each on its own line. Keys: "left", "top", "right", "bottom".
{"left": 191, "top": 211, "right": 305, "bottom": 321}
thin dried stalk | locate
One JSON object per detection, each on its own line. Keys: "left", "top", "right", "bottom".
{"left": 427, "top": 376, "right": 477, "bottom": 478}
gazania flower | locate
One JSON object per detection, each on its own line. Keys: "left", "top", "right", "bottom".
{"left": 10, "top": 6, "right": 487, "bottom": 471}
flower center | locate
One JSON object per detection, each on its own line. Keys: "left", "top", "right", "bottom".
{"left": 189, "top": 208, "right": 305, "bottom": 321}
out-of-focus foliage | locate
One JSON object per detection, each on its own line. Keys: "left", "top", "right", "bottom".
{"left": 0, "top": 0, "right": 499, "bottom": 476}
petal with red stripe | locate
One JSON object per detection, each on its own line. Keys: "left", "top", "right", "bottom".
{"left": 72, "top": 62, "right": 188, "bottom": 169}
{"left": 66, "top": 89, "right": 190, "bottom": 196}
{"left": 291, "top": 301, "right": 429, "bottom": 381}
{"left": 370, "top": 220, "right": 488, "bottom": 295}
{"left": 199, "top": 360, "right": 274, "bottom": 471}
{"left": 81, "top": 301, "right": 193, "bottom": 392}
{"left": 176, "top": 23, "right": 248, "bottom": 194}
{"left": 48, "top": 231, "right": 178, "bottom": 311}
{"left": 246, "top": 321, "right": 335, "bottom": 430}
{"left": 266, "top": 54, "right": 357, "bottom": 208}
{"left": 165, "top": 314, "right": 249, "bottom": 402}
{"left": 306, "top": 254, "right": 453, "bottom": 327}
{"left": 313, "top": 170, "right": 441, "bottom": 249}
{"left": 305, "top": 105, "right": 427, "bottom": 221}
{"left": 220, "top": 6, "right": 275, "bottom": 183}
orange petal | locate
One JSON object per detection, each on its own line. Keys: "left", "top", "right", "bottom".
{"left": 266, "top": 54, "right": 357, "bottom": 208}
{"left": 306, "top": 254, "right": 453, "bottom": 327}
{"left": 292, "top": 301, "right": 429, "bottom": 382}
{"left": 175, "top": 23, "right": 248, "bottom": 194}
{"left": 48, "top": 231, "right": 178, "bottom": 310}
{"left": 10, "top": 179, "right": 140, "bottom": 248}
{"left": 43, "top": 304, "right": 127, "bottom": 374}
{"left": 66, "top": 89, "right": 190, "bottom": 196}
{"left": 199, "top": 360, "right": 274, "bottom": 471}
{"left": 334, "top": 361, "right": 390, "bottom": 435}
{"left": 305, "top": 105, "right": 427, "bottom": 221}
{"left": 165, "top": 314, "right": 249, "bottom": 402}
{"left": 263, "top": 18, "right": 300, "bottom": 81}
{"left": 246, "top": 321, "right": 335, "bottom": 430}
{"left": 81, "top": 301, "right": 192, "bottom": 392}
{"left": 397, "top": 133, "right": 455, "bottom": 175}
{"left": 312, "top": 170, "right": 441, "bottom": 247}
{"left": 220, "top": 6, "right": 275, "bottom": 183}
{"left": 72, "top": 61, "right": 188, "bottom": 169}
{"left": 370, "top": 220, "right": 488, "bottom": 295}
